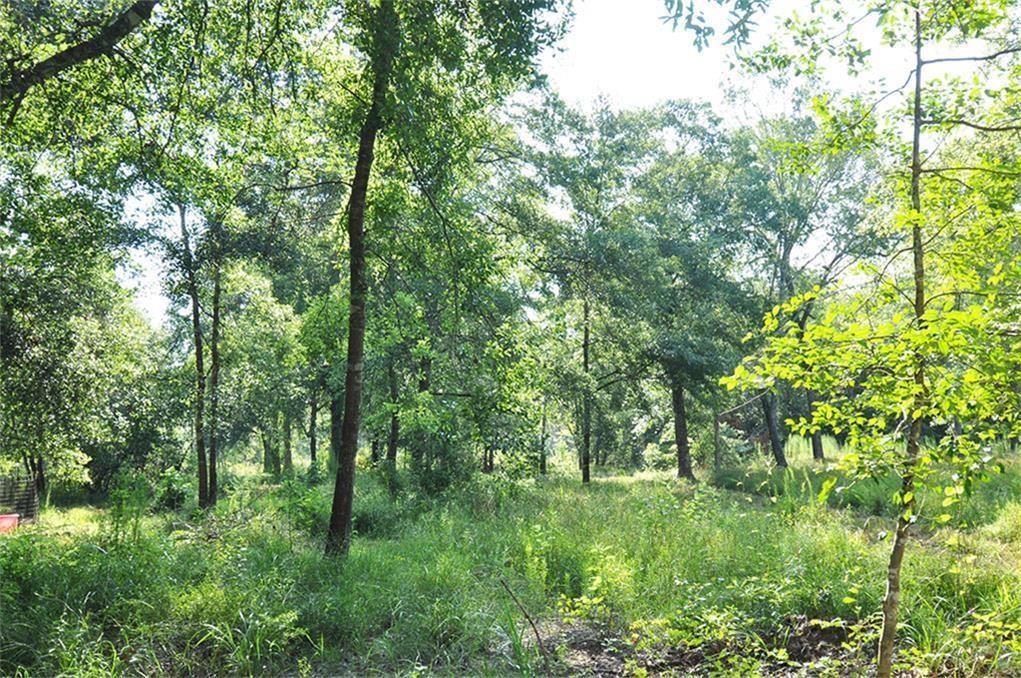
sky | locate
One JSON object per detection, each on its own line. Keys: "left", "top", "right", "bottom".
{"left": 121, "top": 194, "right": 174, "bottom": 327}
{"left": 539, "top": 0, "right": 733, "bottom": 111}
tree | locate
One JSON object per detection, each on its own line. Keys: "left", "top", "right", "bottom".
{"left": 727, "top": 113, "right": 882, "bottom": 464}
{"left": 323, "top": 0, "right": 566, "bottom": 555}
{"left": 324, "top": 0, "right": 400, "bottom": 556}
{"left": 0, "top": 152, "right": 131, "bottom": 493}
{"left": 624, "top": 104, "right": 757, "bottom": 479}
{"left": 725, "top": 1, "right": 1021, "bottom": 672}
{"left": 523, "top": 97, "right": 663, "bottom": 482}
{"left": 0, "top": 1, "right": 157, "bottom": 114}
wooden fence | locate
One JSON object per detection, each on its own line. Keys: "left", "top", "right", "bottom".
{"left": 0, "top": 475, "right": 39, "bottom": 523}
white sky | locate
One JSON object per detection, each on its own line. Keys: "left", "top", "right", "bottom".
{"left": 539, "top": 0, "right": 734, "bottom": 111}
{"left": 119, "top": 194, "right": 173, "bottom": 327}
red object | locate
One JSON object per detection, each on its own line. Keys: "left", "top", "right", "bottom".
{"left": 0, "top": 514, "right": 19, "bottom": 533}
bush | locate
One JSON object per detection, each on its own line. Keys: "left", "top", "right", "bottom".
{"left": 278, "top": 478, "right": 330, "bottom": 535}
{"left": 153, "top": 467, "right": 190, "bottom": 511}
{"left": 305, "top": 458, "right": 324, "bottom": 485}
{"left": 104, "top": 473, "right": 150, "bottom": 543}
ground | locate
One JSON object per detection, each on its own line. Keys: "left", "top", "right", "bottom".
{"left": 3, "top": 444, "right": 1021, "bottom": 676}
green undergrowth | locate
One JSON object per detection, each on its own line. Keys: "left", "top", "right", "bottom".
{"left": 3, "top": 466, "right": 1021, "bottom": 676}
{"left": 713, "top": 437, "right": 1021, "bottom": 530}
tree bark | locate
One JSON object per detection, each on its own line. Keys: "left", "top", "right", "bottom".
{"left": 179, "top": 205, "right": 208, "bottom": 507}
{"left": 581, "top": 298, "right": 592, "bottom": 484}
{"left": 539, "top": 401, "right": 548, "bottom": 475}
{"left": 207, "top": 257, "right": 221, "bottom": 504}
{"left": 878, "top": 9, "right": 925, "bottom": 675}
{"left": 283, "top": 414, "right": 293, "bottom": 473}
{"left": 807, "top": 390, "right": 824, "bottom": 461}
{"left": 330, "top": 391, "right": 343, "bottom": 469}
{"left": 386, "top": 415, "right": 400, "bottom": 464}
{"left": 326, "top": 0, "right": 398, "bottom": 556}
{"left": 272, "top": 415, "right": 282, "bottom": 477}
{"left": 482, "top": 444, "right": 495, "bottom": 473}
{"left": 713, "top": 414, "right": 721, "bottom": 470}
{"left": 261, "top": 429, "right": 272, "bottom": 474}
{"left": 410, "top": 356, "right": 432, "bottom": 470}
{"left": 31, "top": 455, "right": 46, "bottom": 498}
{"left": 0, "top": 1, "right": 158, "bottom": 108}
{"left": 671, "top": 378, "right": 694, "bottom": 480}
{"left": 386, "top": 366, "right": 400, "bottom": 466}
{"left": 761, "top": 394, "right": 787, "bottom": 468}
{"left": 309, "top": 383, "right": 318, "bottom": 466}
{"left": 385, "top": 364, "right": 400, "bottom": 496}
{"left": 810, "top": 432, "right": 825, "bottom": 461}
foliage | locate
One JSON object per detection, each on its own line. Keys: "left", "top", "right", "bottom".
{"left": 5, "top": 469, "right": 1021, "bottom": 674}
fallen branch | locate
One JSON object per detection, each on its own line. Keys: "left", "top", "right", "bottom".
{"left": 500, "top": 577, "right": 550, "bottom": 672}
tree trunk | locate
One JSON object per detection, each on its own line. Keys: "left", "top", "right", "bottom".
{"left": 208, "top": 258, "right": 221, "bottom": 504}
{"left": 879, "top": 474, "right": 913, "bottom": 677}
{"left": 807, "top": 390, "right": 824, "bottom": 461}
{"left": 0, "top": 294, "right": 12, "bottom": 368}
{"left": 761, "top": 394, "right": 787, "bottom": 468}
{"left": 410, "top": 356, "right": 431, "bottom": 470}
{"left": 878, "top": 10, "right": 925, "bottom": 675}
{"left": 261, "top": 429, "right": 272, "bottom": 474}
{"left": 385, "top": 364, "right": 400, "bottom": 495}
{"left": 330, "top": 391, "right": 342, "bottom": 469}
{"left": 386, "top": 415, "right": 400, "bottom": 462}
{"left": 371, "top": 438, "right": 381, "bottom": 465}
{"left": 309, "top": 383, "right": 318, "bottom": 466}
{"left": 272, "top": 416, "right": 282, "bottom": 477}
{"left": 671, "top": 378, "right": 694, "bottom": 480}
{"left": 810, "top": 432, "right": 824, "bottom": 461}
{"left": 713, "top": 414, "right": 721, "bottom": 470}
{"left": 386, "top": 366, "right": 400, "bottom": 466}
{"left": 539, "top": 403, "right": 548, "bottom": 475}
{"left": 326, "top": 0, "right": 398, "bottom": 557}
{"left": 283, "top": 414, "right": 293, "bottom": 473}
{"left": 179, "top": 204, "right": 208, "bottom": 507}
{"left": 0, "top": 296, "right": 13, "bottom": 471}
{"left": 31, "top": 455, "right": 46, "bottom": 498}
{"left": 482, "top": 444, "right": 495, "bottom": 473}
{"left": 581, "top": 298, "right": 592, "bottom": 484}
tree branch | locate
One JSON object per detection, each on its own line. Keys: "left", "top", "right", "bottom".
{"left": 922, "top": 46, "right": 1021, "bottom": 65}
{"left": 920, "top": 165, "right": 1021, "bottom": 178}
{"left": 0, "top": 1, "right": 158, "bottom": 106}
{"left": 921, "top": 118, "right": 1021, "bottom": 133}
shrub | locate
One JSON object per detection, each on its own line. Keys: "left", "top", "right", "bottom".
{"left": 153, "top": 467, "right": 190, "bottom": 511}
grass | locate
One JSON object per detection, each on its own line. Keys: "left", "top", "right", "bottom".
{"left": 713, "top": 436, "right": 1021, "bottom": 529}
{"left": 2, "top": 459, "right": 1021, "bottom": 675}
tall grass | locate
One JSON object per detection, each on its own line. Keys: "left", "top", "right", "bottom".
{"left": 3, "top": 466, "right": 1021, "bottom": 675}
{"left": 714, "top": 436, "right": 1021, "bottom": 527}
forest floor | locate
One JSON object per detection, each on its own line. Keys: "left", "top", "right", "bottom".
{"left": 4, "top": 446, "right": 1021, "bottom": 676}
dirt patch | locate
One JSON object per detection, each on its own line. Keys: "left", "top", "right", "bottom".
{"left": 542, "top": 616, "right": 867, "bottom": 676}
{"left": 547, "top": 623, "right": 630, "bottom": 676}
{"left": 782, "top": 615, "right": 853, "bottom": 664}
